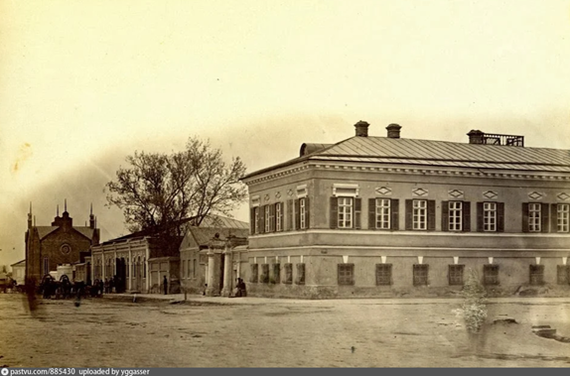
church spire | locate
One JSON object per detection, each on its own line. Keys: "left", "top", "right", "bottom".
{"left": 89, "top": 203, "right": 95, "bottom": 229}
{"left": 28, "top": 202, "right": 32, "bottom": 229}
{"left": 57, "top": 204, "right": 59, "bottom": 217}
{"left": 64, "top": 198, "right": 67, "bottom": 213}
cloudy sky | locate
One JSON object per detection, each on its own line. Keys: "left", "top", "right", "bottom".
{"left": 1, "top": 0, "right": 570, "bottom": 267}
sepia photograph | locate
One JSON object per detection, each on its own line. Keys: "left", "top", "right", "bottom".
{"left": 1, "top": 0, "right": 570, "bottom": 369}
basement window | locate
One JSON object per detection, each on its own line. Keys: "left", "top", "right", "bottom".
{"left": 375, "top": 264, "right": 392, "bottom": 285}
{"left": 338, "top": 264, "right": 355, "bottom": 286}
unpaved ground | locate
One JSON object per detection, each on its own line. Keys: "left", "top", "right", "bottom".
{"left": 0, "top": 294, "right": 570, "bottom": 367}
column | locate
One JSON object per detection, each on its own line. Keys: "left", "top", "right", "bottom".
{"left": 128, "top": 247, "right": 132, "bottom": 291}
{"left": 221, "top": 248, "right": 233, "bottom": 297}
{"left": 205, "top": 250, "right": 217, "bottom": 296}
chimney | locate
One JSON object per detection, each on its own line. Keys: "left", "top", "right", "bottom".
{"left": 386, "top": 123, "right": 401, "bottom": 139}
{"left": 354, "top": 121, "right": 370, "bottom": 137}
{"left": 467, "top": 130, "right": 485, "bottom": 144}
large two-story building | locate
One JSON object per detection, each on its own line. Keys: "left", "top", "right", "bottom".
{"left": 240, "top": 121, "right": 570, "bottom": 298}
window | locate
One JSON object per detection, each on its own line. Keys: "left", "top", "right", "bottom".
{"left": 376, "top": 199, "right": 391, "bottom": 229}
{"left": 330, "top": 197, "right": 362, "bottom": 229}
{"left": 250, "top": 264, "right": 259, "bottom": 283}
{"left": 529, "top": 265, "right": 544, "bottom": 286}
{"left": 442, "top": 201, "right": 471, "bottom": 232}
{"left": 406, "top": 200, "right": 436, "bottom": 231}
{"left": 295, "top": 263, "right": 306, "bottom": 285}
{"left": 283, "top": 263, "right": 293, "bottom": 284}
{"left": 275, "top": 202, "right": 283, "bottom": 232}
{"left": 272, "top": 263, "right": 280, "bottom": 284}
{"left": 413, "top": 200, "right": 427, "bottom": 230}
{"left": 299, "top": 198, "right": 307, "bottom": 229}
{"left": 369, "top": 199, "right": 400, "bottom": 230}
{"left": 375, "top": 264, "right": 392, "bottom": 285}
{"left": 260, "top": 264, "right": 269, "bottom": 283}
{"left": 483, "top": 265, "right": 499, "bottom": 285}
{"left": 557, "top": 204, "right": 569, "bottom": 232}
{"left": 294, "top": 198, "right": 310, "bottom": 230}
{"left": 529, "top": 203, "right": 541, "bottom": 232}
{"left": 252, "top": 207, "right": 260, "bottom": 234}
{"left": 143, "top": 258, "right": 146, "bottom": 278}
{"left": 523, "top": 203, "right": 549, "bottom": 233}
{"left": 448, "top": 265, "right": 464, "bottom": 286}
{"left": 413, "top": 264, "right": 428, "bottom": 286}
{"left": 483, "top": 202, "right": 496, "bottom": 231}
{"left": 265, "top": 205, "right": 274, "bottom": 233}
{"left": 338, "top": 197, "right": 353, "bottom": 228}
{"left": 338, "top": 264, "right": 355, "bottom": 285}
{"left": 477, "top": 202, "right": 505, "bottom": 232}
{"left": 192, "top": 259, "right": 196, "bottom": 278}
{"left": 557, "top": 265, "right": 570, "bottom": 285}
{"left": 449, "top": 201, "right": 462, "bottom": 231}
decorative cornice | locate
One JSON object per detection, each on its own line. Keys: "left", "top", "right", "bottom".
{"left": 244, "top": 161, "right": 570, "bottom": 185}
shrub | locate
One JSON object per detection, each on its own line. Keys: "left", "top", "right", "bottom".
{"left": 461, "top": 269, "right": 487, "bottom": 333}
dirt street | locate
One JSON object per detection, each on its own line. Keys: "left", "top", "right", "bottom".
{"left": 1, "top": 293, "right": 569, "bottom": 367}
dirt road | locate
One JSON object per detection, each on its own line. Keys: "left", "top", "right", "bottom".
{"left": 1, "top": 294, "right": 569, "bottom": 367}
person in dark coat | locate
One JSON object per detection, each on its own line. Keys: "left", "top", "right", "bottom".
{"left": 163, "top": 275, "right": 168, "bottom": 295}
{"left": 237, "top": 278, "right": 247, "bottom": 297}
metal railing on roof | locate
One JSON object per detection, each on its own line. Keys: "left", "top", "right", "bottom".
{"left": 468, "top": 131, "right": 524, "bottom": 147}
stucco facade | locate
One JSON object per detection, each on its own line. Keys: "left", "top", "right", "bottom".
{"left": 241, "top": 121, "right": 570, "bottom": 298}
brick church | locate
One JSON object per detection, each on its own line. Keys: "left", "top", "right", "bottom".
{"left": 25, "top": 202, "right": 100, "bottom": 282}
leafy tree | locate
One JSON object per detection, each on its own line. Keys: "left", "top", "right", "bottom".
{"left": 106, "top": 137, "right": 247, "bottom": 250}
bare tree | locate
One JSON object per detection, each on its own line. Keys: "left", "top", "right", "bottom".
{"left": 106, "top": 137, "right": 247, "bottom": 248}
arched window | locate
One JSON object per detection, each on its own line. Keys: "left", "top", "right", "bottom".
{"left": 143, "top": 257, "right": 146, "bottom": 278}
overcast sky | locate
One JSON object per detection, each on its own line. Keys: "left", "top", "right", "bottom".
{"left": 1, "top": 0, "right": 570, "bottom": 267}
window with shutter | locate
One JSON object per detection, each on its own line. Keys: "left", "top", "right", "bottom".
{"left": 294, "top": 199, "right": 300, "bottom": 230}
{"left": 259, "top": 205, "right": 266, "bottom": 234}
{"left": 528, "top": 203, "right": 542, "bottom": 232}
{"left": 556, "top": 203, "right": 570, "bottom": 232}
{"left": 299, "top": 197, "right": 307, "bottom": 229}
{"left": 338, "top": 197, "right": 354, "bottom": 228}
{"left": 264, "top": 205, "right": 273, "bottom": 233}
{"left": 412, "top": 200, "right": 427, "bottom": 230}
{"left": 375, "top": 198, "right": 391, "bottom": 229}
{"left": 275, "top": 202, "right": 283, "bottom": 232}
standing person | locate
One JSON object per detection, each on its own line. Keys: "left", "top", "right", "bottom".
{"left": 237, "top": 278, "right": 247, "bottom": 297}
{"left": 163, "top": 275, "right": 168, "bottom": 295}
